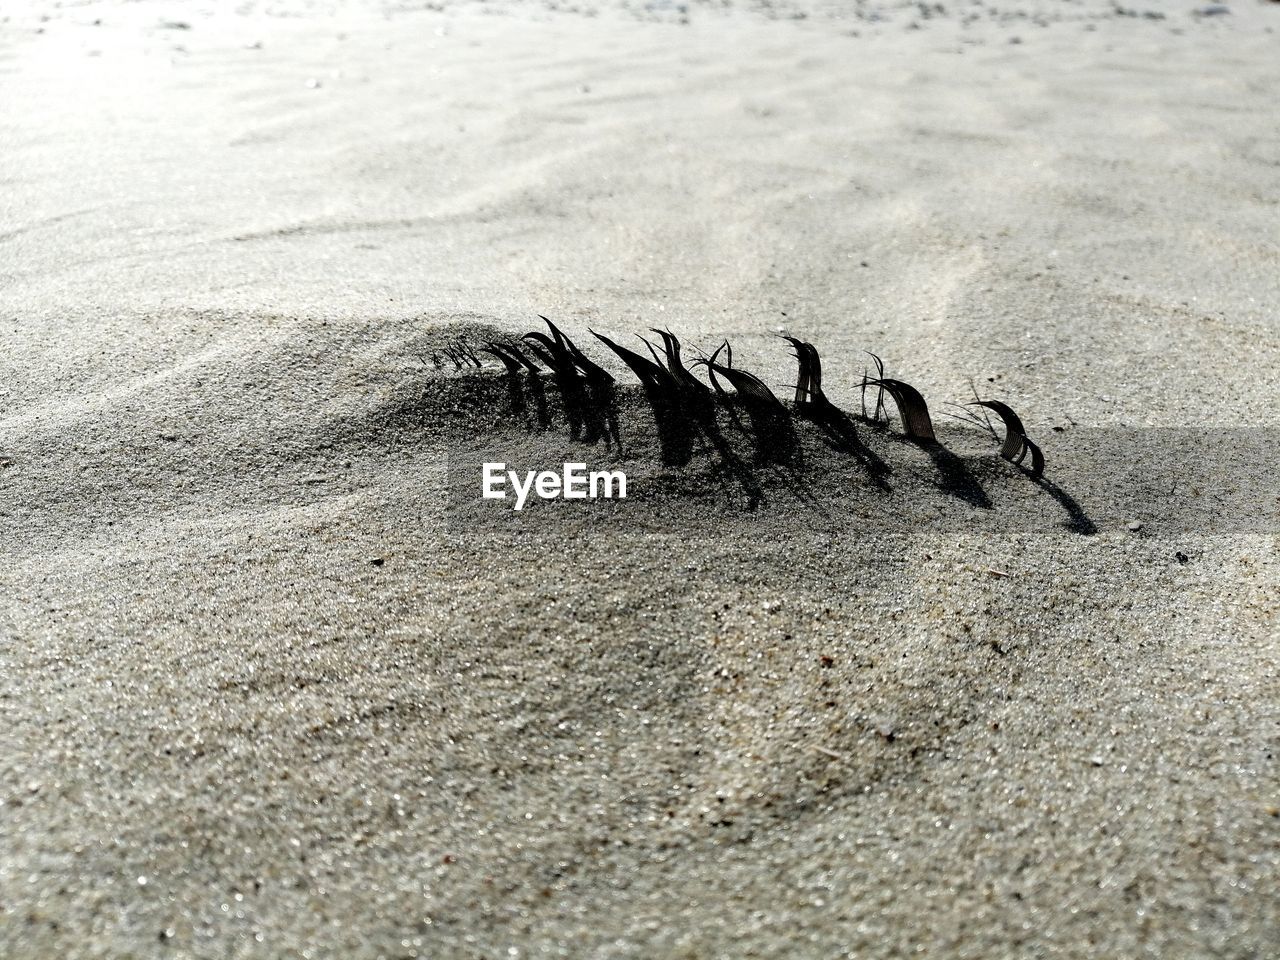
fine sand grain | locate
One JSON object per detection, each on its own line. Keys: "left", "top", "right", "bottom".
{"left": 2, "top": 1, "right": 1278, "bottom": 957}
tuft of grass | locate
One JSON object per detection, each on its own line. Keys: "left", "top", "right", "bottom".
{"left": 449, "top": 321, "right": 1051, "bottom": 486}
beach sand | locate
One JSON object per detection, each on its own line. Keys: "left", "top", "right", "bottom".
{"left": 2, "top": 1, "right": 1278, "bottom": 956}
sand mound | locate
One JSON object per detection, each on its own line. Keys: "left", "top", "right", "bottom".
{"left": 2, "top": 1, "right": 1277, "bottom": 957}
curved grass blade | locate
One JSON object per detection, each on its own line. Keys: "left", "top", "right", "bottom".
{"left": 867, "top": 377, "right": 935, "bottom": 441}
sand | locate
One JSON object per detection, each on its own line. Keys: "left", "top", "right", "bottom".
{"left": 2, "top": 0, "right": 1278, "bottom": 957}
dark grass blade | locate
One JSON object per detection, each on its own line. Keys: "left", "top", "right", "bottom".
{"left": 701, "top": 340, "right": 734, "bottom": 396}
{"left": 541, "top": 316, "right": 616, "bottom": 386}
{"left": 697, "top": 356, "right": 797, "bottom": 465}
{"left": 519, "top": 336, "right": 556, "bottom": 371}
{"left": 481, "top": 343, "right": 525, "bottom": 376}
{"left": 861, "top": 352, "right": 887, "bottom": 423}
{"left": 700, "top": 360, "right": 785, "bottom": 408}
{"left": 941, "top": 401, "right": 999, "bottom": 438}
{"left": 867, "top": 377, "right": 935, "bottom": 441}
{"left": 523, "top": 331, "right": 593, "bottom": 441}
{"left": 801, "top": 342, "right": 823, "bottom": 402}
{"left": 777, "top": 338, "right": 876, "bottom": 466}
{"left": 536, "top": 318, "right": 618, "bottom": 447}
{"left": 1019, "top": 437, "right": 1045, "bottom": 479}
{"left": 649, "top": 328, "right": 710, "bottom": 397}
{"left": 592, "top": 330, "right": 670, "bottom": 388}
{"left": 970, "top": 399, "right": 1028, "bottom": 461}
{"left": 969, "top": 399, "right": 1044, "bottom": 478}
{"left": 781, "top": 336, "right": 813, "bottom": 405}
{"left": 460, "top": 344, "right": 483, "bottom": 368}
{"left": 487, "top": 341, "right": 540, "bottom": 375}
{"left": 650, "top": 328, "right": 684, "bottom": 372}
{"left": 594, "top": 329, "right": 695, "bottom": 465}
{"left": 523, "top": 331, "right": 568, "bottom": 367}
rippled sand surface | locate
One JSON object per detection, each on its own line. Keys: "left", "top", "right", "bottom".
{"left": 2, "top": 1, "right": 1278, "bottom": 956}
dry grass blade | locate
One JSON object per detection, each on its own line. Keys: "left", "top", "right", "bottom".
{"left": 867, "top": 377, "right": 935, "bottom": 441}
{"left": 695, "top": 352, "right": 795, "bottom": 466}
{"left": 700, "top": 361, "right": 784, "bottom": 407}
{"left": 522, "top": 341, "right": 555, "bottom": 373}
{"left": 523, "top": 329, "right": 597, "bottom": 441}
{"left": 779, "top": 337, "right": 875, "bottom": 464}
{"left": 970, "top": 399, "right": 1045, "bottom": 478}
{"left": 504, "top": 341, "right": 542, "bottom": 375}
{"left": 522, "top": 330, "right": 566, "bottom": 366}
{"left": 541, "top": 316, "right": 615, "bottom": 386}
{"left": 536, "top": 317, "right": 619, "bottom": 447}
{"left": 648, "top": 328, "right": 709, "bottom": 397}
{"left": 1020, "top": 437, "right": 1045, "bottom": 478}
{"left": 649, "top": 328, "right": 684, "bottom": 370}
{"left": 700, "top": 339, "right": 734, "bottom": 396}
{"left": 593, "top": 329, "right": 697, "bottom": 465}
{"left": 781, "top": 336, "right": 825, "bottom": 407}
{"left": 459, "top": 343, "right": 483, "bottom": 368}
{"left": 481, "top": 343, "right": 525, "bottom": 375}
{"left": 591, "top": 330, "right": 668, "bottom": 387}
{"left": 861, "top": 352, "right": 888, "bottom": 423}
{"left": 970, "top": 400, "right": 1027, "bottom": 460}
{"left": 941, "top": 402, "right": 999, "bottom": 438}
